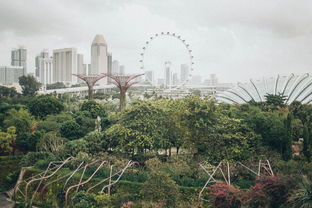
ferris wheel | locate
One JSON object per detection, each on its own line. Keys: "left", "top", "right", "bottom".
{"left": 139, "top": 32, "right": 194, "bottom": 88}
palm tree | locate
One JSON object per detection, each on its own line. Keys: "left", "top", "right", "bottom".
{"left": 288, "top": 176, "right": 312, "bottom": 208}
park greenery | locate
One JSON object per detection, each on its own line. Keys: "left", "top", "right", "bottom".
{"left": 0, "top": 76, "right": 312, "bottom": 207}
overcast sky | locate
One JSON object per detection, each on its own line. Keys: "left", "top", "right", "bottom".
{"left": 0, "top": 0, "right": 312, "bottom": 83}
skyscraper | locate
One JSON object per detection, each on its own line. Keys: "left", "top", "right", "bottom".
{"left": 38, "top": 57, "right": 53, "bottom": 89}
{"left": 172, "top": 73, "right": 178, "bottom": 85}
{"left": 112, "top": 60, "right": 119, "bottom": 74}
{"left": 11, "top": 47, "right": 27, "bottom": 75}
{"left": 119, "top": 65, "right": 125, "bottom": 75}
{"left": 164, "top": 61, "right": 171, "bottom": 87}
{"left": 0, "top": 66, "right": 24, "bottom": 85}
{"left": 91, "top": 34, "right": 108, "bottom": 85}
{"left": 180, "top": 64, "right": 189, "bottom": 84}
{"left": 145, "top": 70, "right": 154, "bottom": 84}
{"left": 53, "top": 48, "right": 78, "bottom": 85}
{"left": 107, "top": 52, "right": 112, "bottom": 74}
{"left": 35, "top": 50, "right": 49, "bottom": 77}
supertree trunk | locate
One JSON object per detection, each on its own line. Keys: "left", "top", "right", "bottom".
{"left": 119, "top": 89, "right": 126, "bottom": 111}
{"left": 88, "top": 84, "right": 94, "bottom": 100}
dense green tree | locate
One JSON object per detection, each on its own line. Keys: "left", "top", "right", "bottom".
{"left": 4, "top": 109, "right": 33, "bottom": 135}
{"left": 283, "top": 113, "right": 293, "bottom": 161}
{"left": 106, "top": 124, "right": 152, "bottom": 155}
{"left": 181, "top": 96, "right": 217, "bottom": 155}
{"left": 27, "top": 95, "right": 64, "bottom": 118}
{"left": 0, "top": 126, "right": 16, "bottom": 155}
{"left": 120, "top": 101, "right": 168, "bottom": 151}
{"left": 37, "top": 113, "right": 72, "bottom": 133}
{"left": 303, "top": 126, "right": 311, "bottom": 160}
{"left": 46, "top": 82, "right": 66, "bottom": 90}
{"left": 16, "top": 131, "right": 41, "bottom": 152}
{"left": 81, "top": 100, "right": 107, "bottom": 118}
{"left": 265, "top": 93, "right": 287, "bottom": 108}
{"left": 141, "top": 159, "right": 180, "bottom": 207}
{"left": 18, "top": 75, "right": 41, "bottom": 96}
{"left": 63, "top": 139, "right": 88, "bottom": 157}
{"left": 60, "top": 120, "right": 83, "bottom": 140}
{"left": 37, "top": 131, "right": 66, "bottom": 154}
{"left": 83, "top": 131, "right": 109, "bottom": 154}
{"left": 0, "top": 86, "right": 19, "bottom": 98}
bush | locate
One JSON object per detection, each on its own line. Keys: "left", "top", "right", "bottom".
{"left": 207, "top": 184, "right": 242, "bottom": 208}
{"left": 20, "top": 151, "right": 56, "bottom": 166}
{"left": 63, "top": 139, "right": 88, "bottom": 157}
{"left": 27, "top": 95, "right": 64, "bottom": 118}
{"left": 246, "top": 175, "right": 295, "bottom": 208}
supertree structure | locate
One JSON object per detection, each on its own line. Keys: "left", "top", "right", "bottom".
{"left": 103, "top": 73, "right": 144, "bottom": 111}
{"left": 72, "top": 74, "right": 107, "bottom": 100}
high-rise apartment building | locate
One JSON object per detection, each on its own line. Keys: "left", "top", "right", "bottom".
{"left": 145, "top": 70, "right": 154, "bottom": 84}
{"left": 91, "top": 34, "right": 108, "bottom": 84}
{"left": 38, "top": 57, "right": 53, "bottom": 89}
{"left": 35, "top": 50, "right": 49, "bottom": 77}
{"left": 164, "top": 61, "right": 171, "bottom": 87}
{"left": 119, "top": 65, "right": 125, "bottom": 75}
{"left": 53, "top": 48, "right": 78, "bottom": 85}
{"left": 0, "top": 66, "right": 24, "bottom": 85}
{"left": 77, "top": 54, "right": 85, "bottom": 74}
{"left": 180, "top": 64, "right": 189, "bottom": 84}
{"left": 172, "top": 73, "right": 178, "bottom": 85}
{"left": 107, "top": 52, "right": 112, "bottom": 74}
{"left": 11, "top": 47, "right": 27, "bottom": 75}
{"left": 112, "top": 60, "right": 119, "bottom": 74}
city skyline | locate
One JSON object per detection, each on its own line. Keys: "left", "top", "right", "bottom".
{"left": 1, "top": 0, "right": 311, "bottom": 84}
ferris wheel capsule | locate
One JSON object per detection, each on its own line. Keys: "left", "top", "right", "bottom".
{"left": 155, "top": 34, "right": 158, "bottom": 36}
{"left": 161, "top": 32, "right": 164, "bottom": 35}
{"left": 167, "top": 32, "right": 170, "bottom": 34}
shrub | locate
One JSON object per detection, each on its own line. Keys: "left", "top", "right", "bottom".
{"left": 245, "top": 175, "right": 295, "bottom": 208}
{"left": 63, "top": 139, "right": 88, "bottom": 157}
{"left": 207, "top": 184, "right": 242, "bottom": 208}
{"left": 20, "top": 151, "right": 56, "bottom": 166}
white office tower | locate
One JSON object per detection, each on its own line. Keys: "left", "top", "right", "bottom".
{"left": 119, "top": 65, "right": 125, "bottom": 75}
{"left": 77, "top": 54, "right": 85, "bottom": 74}
{"left": 11, "top": 47, "right": 27, "bottom": 75}
{"left": 180, "top": 64, "right": 189, "bottom": 84}
{"left": 83, "top": 64, "right": 91, "bottom": 75}
{"left": 112, "top": 60, "right": 119, "bottom": 74}
{"left": 164, "top": 61, "right": 171, "bottom": 87}
{"left": 35, "top": 50, "right": 49, "bottom": 77}
{"left": 107, "top": 53, "right": 112, "bottom": 74}
{"left": 91, "top": 34, "right": 108, "bottom": 85}
{"left": 206, "top": 74, "right": 218, "bottom": 86}
{"left": 172, "top": 73, "right": 178, "bottom": 85}
{"left": 0, "top": 66, "right": 24, "bottom": 85}
{"left": 38, "top": 57, "right": 53, "bottom": 90}
{"left": 191, "top": 75, "right": 202, "bottom": 85}
{"left": 145, "top": 70, "right": 154, "bottom": 84}
{"left": 53, "top": 48, "right": 78, "bottom": 85}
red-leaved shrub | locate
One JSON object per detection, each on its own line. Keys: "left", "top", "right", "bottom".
{"left": 246, "top": 175, "right": 295, "bottom": 208}
{"left": 207, "top": 184, "right": 242, "bottom": 208}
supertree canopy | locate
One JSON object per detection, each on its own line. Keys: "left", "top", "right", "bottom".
{"left": 103, "top": 73, "right": 144, "bottom": 111}
{"left": 72, "top": 74, "right": 107, "bottom": 100}
{"left": 217, "top": 73, "right": 312, "bottom": 104}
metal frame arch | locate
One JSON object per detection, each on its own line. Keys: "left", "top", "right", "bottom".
{"left": 139, "top": 32, "right": 194, "bottom": 88}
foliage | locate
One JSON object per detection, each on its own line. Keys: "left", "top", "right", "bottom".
{"left": 18, "top": 75, "right": 41, "bottom": 96}
{"left": 303, "top": 126, "right": 311, "bottom": 160}
{"left": 83, "top": 131, "right": 109, "bottom": 154}
{"left": 20, "top": 151, "right": 56, "bottom": 166}
{"left": 0, "top": 86, "right": 19, "bottom": 98}
{"left": 3, "top": 108, "right": 33, "bottom": 135}
{"left": 140, "top": 169, "right": 180, "bottom": 207}
{"left": 27, "top": 95, "right": 64, "bottom": 118}
{"left": 265, "top": 93, "right": 287, "bottom": 108}
{"left": 246, "top": 175, "right": 295, "bottom": 208}
{"left": 288, "top": 176, "right": 312, "bottom": 208}
{"left": 207, "top": 184, "right": 242, "bottom": 208}
{"left": 16, "top": 131, "right": 41, "bottom": 152}
{"left": 0, "top": 126, "right": 16, "bottom": 155}
{"left": 60, "top": 120, "right": 83, "bottom": 140}
{"left": 37, "top": 131, "right": 66, "bottom": 154}
{"left": 81, "top": 100, "right": 107, "bottom": 118}
{"left": 63, "top": 139, "right": 88, "bottom": 157}
{"left": 46, "top": 82, "right": 66, "bottom": 90}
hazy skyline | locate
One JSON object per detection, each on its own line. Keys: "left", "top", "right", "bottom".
{"left": 0, "top": 0, "right": 312, "bottom": 83}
